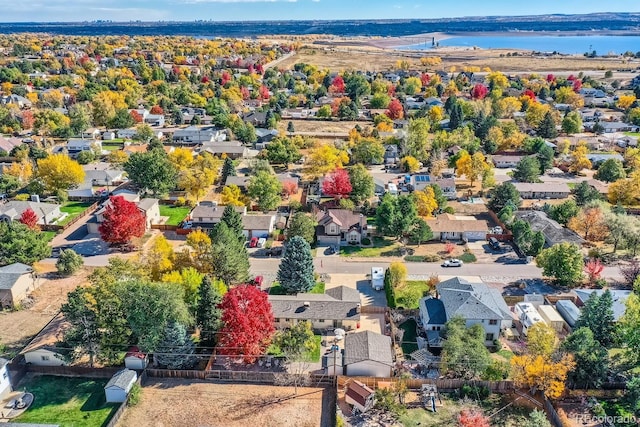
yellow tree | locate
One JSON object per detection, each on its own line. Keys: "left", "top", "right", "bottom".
{"left": 427, "top": 105, "right": 444, "bottom": 123}
{"left": 624, "top": 147, "right": 640, "bottom": 172}
{"left": 556, "top": 139, "right": 570, "bottom": 155}
{"left": 487, "top": 71, "right": 509, "bottom": 90}
{"left": 430, "top": 157, "right": 448, "bottom": 178}
{"left": 456, "top": 151, "right": 489, "bottom": 187}
{"left": 510, "top": 354, "right": 575, "bottom": 399}
{"left": 142, "top": 234, "right": 174, "bottom": 281}
{"left": 108, "top": 150, "right": 129, "bottom": 167}
{"left": 487, "top": 126, "right": 506, "bottom": 150}
{"left": 221, "top": 185, "right": 248, "bottom": 207}
{"left": 608, "top": 173, "right": 640, "bottom": 205}
{"left": 496, "top": 97, "right": 522, "bottom": 118}
{"left": 401, "top": 156, "right": 420, "bottom": 173}
{"left": 36, "top": 154, "right": 85, "bottom": 193}
{"left": 554, "top": 86, "right": 584, "bottom": 109}
{"left": 414, "top": 187, "right": 438, "bottom": 217}
{"left": 4, "top": 159, "right": 33, "bottom": 183}
{"left": 568, "top": 206, "right": 609, "bottom": 241}
{"left": 305, "top": 144, "right": 349, "bottom": 177}
{"left": 186, "top": 230, "right": 213, "bottom": 273}
{"left": 168, "top": 147, "right": 194, "bottom": 171}
{"left": 526, "top": 323, "right": 557, "bottom": 357}
{"left": 568, "top": 143, "right": 592, "bottom": 173}
{"left": 525, "top": 102, "right": 551, "bottom": 128}
{"left": 616, "top": 95, "right": 636, "bottom": 111}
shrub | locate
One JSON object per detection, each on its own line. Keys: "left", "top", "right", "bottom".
{"left": 457, "top": 384, "right": 490, "bottom": 400}
{"left": 174, "top": 197, "right": 186, "bottom": 207}
{"left": 361, "top": 237, "right": 371, "bottom": 245}
{"left": 14, "top": 193, "right": 30, "bottom": 201}
{"left": 383, "top": 269, "right": 396, "bottom": 308}
{"left": 128, "top": 383, "right": 141, "bottom": 406}
{"left": 443, "top": 206, "right": 455, "bottom": 214}
{"left": 56, "top": 249, "right": 84, "bottom": 276}
{"left": 404, "top": 255, "right": 426, "bottom": 262}
{"left": 424, "top": 254, "right": 441, "bottom": 262}
{"left": 459, "top": 252, "right": 477, "bottom": 263}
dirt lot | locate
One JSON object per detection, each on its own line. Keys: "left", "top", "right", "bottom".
{"left": 0, "top": 267, "right": 89, "bottom": 358}
{"left": 277, "top": 119, "right": 363, "bottom": 134}
{"left": 117, "top": 379, "right": 334, "bottom": 427}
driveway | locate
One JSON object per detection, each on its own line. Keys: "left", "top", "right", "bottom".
{"left": 325, "top": 274, "right": 387, "bottom": 307}
{"left": 71, "top": 234, "right": 109, "bottom": 256}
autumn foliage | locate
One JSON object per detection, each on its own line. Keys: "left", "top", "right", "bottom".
{"left": 329, "top": 75, "right": 345, "bottom": 94}
{"left": 282, "top": 181, "right": 298, "bottom": 197}
{"left": 471, "top": 84, "right": 489, "bottom": 100}
{"left": 510, "top": 353, "right": 575, "bottom": 399}
{"left": 129, "top": 110, "right": 143, "bottom": 123}
{"left": 385, "top": 98, "right": 404, "bottom": 119}
{"left": 217, "top": 285, "right": 275, "bottom": 363}
{"left": 585, "top": 258, "right": 604, "bottom": 282}
{"left": 444, "top": 241, "right": 455, "bottom": 255}
{"left": 98, "top": 196, "right": 146, "bottom": 246}
{"left": 457, "top": 409, "right": 490, "bottom": 427}
{"left": 19, "top": 208, "right": 39, "bottom": 229}
{"left": 322, "top": 168, "right": 352, "bottom": 200}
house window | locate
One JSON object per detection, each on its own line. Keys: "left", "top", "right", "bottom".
{"left": 41, "top": 355, "right": 50, "bottom": 361}
{"left": 486, "top": 333, "right": 495, "bottom": 341}
{"left": 319, "top": 319, "right": 325, "bottom": 323}
{"left": 489, "top": 319, "right": 498, "bottom": 325}
{"left": 2, "top": 372, "right": 7, "bottom": 380}
{"left": 285, "top": 318, "right": 290, "bottom": 322}
{"left": 275, "top": 318, "right": 280, "bottom": 322}
{"left": 329, "top": 224, "right": 337, "bottom": 235}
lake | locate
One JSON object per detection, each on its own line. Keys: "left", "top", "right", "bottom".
{"left": 399, "top": 35, "right": 640, "bottom": 55}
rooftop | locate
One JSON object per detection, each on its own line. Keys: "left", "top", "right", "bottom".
{"left": 343, "top": 331, "right": 393, "bottom": 366}
{"left": 436, "top": 277, "right": 511, "bottom": 321}
{"left": 0, "top": 262, "right": 33, "bottom": 290}
{"left": 105, "top": 369, "right": 137, "bottom": 390}
{"left": 269, "top": 286, "right": 360, "bottom": 321}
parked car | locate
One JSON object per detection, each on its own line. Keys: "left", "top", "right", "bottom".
{"left": 249, "top": 237, "right": 259, "bottom": 248}
{"left": 488, "top": 237, "right": 500, "bottom": 250}
{"left": 266, "top": 247, "right": 283, "bottom": 257}
{"left": 257, "top": 237, "right": 267, "bottom": 248}
{"left": 442, "top": 259, "right": 463, "bottom": 268}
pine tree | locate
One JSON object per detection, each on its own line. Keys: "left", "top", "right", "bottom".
{"left": 287, "top": 121, "right": 295, "bottom": 133}
{"left": 211, "top": 222, "right": 250, "bottom": 285}
{"left": 537, "top": 111, "right": 558, "bottom": 139}
{"left": 277, "top": 236, "right": 315, "bottom": 293}
{"left": 575, "top": 290, "right": 616, "bottom": 348}
{"left": 196, "top": 276, "right": 224, "bottom": 344}
{"left": 154, "top": 322, "right": 198, "bottom": 369}
{"left": 449, "top": 102, "right": 463, "bottom": 130}
{"left": 220, "top": 205, "right": 244, "bottom": 242}
{"left": 221, "top": 157, "right": 236, "bottom": 183}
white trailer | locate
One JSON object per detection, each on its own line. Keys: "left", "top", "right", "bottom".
{"left": 371, "top": 267, "right": 384, "bottom": 291}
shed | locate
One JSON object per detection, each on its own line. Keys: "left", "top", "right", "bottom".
{"left": 345, "top": 380, "right": 376, "bottom": 414}
{"left": 124, "top": 346, "right": 148, "bottom": 370}
{"left": 537, "top": 305, "right": 566, "bottom": 332}
{"left": 344, "top": 331, "right": 393, "bottom": 377}
{"left": 556, "top": 300, "right": 581, "bottom": 329}
{"left": 104, "top": 369, "right": 137, "bottom": 403}
{"left": 0, "top": 357, "right": 11, "bottom": 399}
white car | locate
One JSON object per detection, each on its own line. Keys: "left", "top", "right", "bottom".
{"left": 442, "top": 259, "right": 464, "bottom": 268}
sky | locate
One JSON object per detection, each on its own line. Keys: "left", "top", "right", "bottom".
{"left": 2, "top": 0, "right": 640, "bottom": 22}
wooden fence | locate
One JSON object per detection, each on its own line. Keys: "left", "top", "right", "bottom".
{"left": 144, "top": 368, "right": 334, "bottom": 385}
{"left": 26, "top": 364, "right": 121, "bottom": 378}
{"left": 360, "top": 305, "right": 387, "bottom": 314}
{"left": 151, "top": 224, "right": 178, "bottom": 231}
{"left": 544, "top": 397, "right": 564, "bottom": 427}
{"left": 336, "top": 376, "right": 515, "bottom": 393}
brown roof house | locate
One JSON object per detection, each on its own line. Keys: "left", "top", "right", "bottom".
{"left": 0, "top": 263, "right": 37, "bottom": 309}
{"left": 426, "top": 213, "right": 489, "bottom": 242}
{"left": 315, "top": 209, "right": 367, "bottom": 246}
{"left": 345, "top": 380, "right": 376, "bottom": 414}
{"left": 20, "top": 313, "right": 70, "bottom": 366}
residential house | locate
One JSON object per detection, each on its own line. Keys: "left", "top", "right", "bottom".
{"left": 224, "top": 176, "right": 251, "bottom": 190}
{"left": 269, "top": 286, "right": 361, "bottom": 331}
{"left": 0, "top": 135, "right": 22, "bottom": 153}
{"left": 586, "top": 153, "right": 624, "bottom": 166}
{"left": 616, "top": 136, "right": 638, "bottom": 148}
{"left": 491, "top": 155, "right": 528, "bottom": 168}
{"left": 0, "top": 200, "right": 62, "bottom": 226}
{"left": 242, "top": 213, "right": 276, "bottom": 239}
{"left": 67, "top": 138, "right": 102, "bottom": 159}
{"left": 137, "top": 198, "right": 161, "bottom": 229}
{"left": 383, "top": 145, "right": 400, "bottom": 165}
{"left": 345, "top": 381, "right": 376, "bottom": 414}
{"left": 0, "top": 263, "right": 36, "bottom": 309}
{"left": 343, "top": 331, "right": 393, "bottom": 377}
{"left": 124, "top": 346, "right": 148, "bottom": 370}
{"left": 419, "top": 277, "right": 512, "bottom": 346}
{"left": 117, "top": 128, "right": 138, "bottom": 139}
{"left": 104, "top": 369, "right": 137, "bottom": 403}
{"left": 102, "top": 131, "right": 116, "bottom": 140}
{"left": 144, "top": 114, "right": 165, "bottom": 127}
{"left": 0, "top": 357, "right": 11, "bottom": 400}
{"left": 512, "top": 182, "right": 570, "bottom": 199}
{"left": 199, "top": 142, "right": 250, "bottom": 159}
{"left": 514, "top": 211, "right": 585, "bottom": 247}
{"left": 68, "top": 168, "right": 126, "bottom": 199}
{"left": 87, "top": 195, "right": 160, "bottom": 234}
{"left": 282, "top": 108, "right": 316, "bottom": 119}
{"left": 172, "top": 126, "right": 226, "bottom": 145}
{"left": 241, "top": 111, "right": 268, "bottom": 127}
{"left": 190, "top": 203, "right": 245, "bottom": 229}
{"left": 21, "top": 313, "right": 69, "bottom": 366}
{"left": 586, "top": 179, "right": 610, "bottom": 198}
{"left": 418, "top": 297, "right": 447, "bottom": 347}
{"left": 81, "top": 128, "right": 101, "bottom": 139}
{"left": 315, "top": 209, "right": 367, "bottom": 246}
{"left": 574, "top": 289, "right": 632, "bottom": 322}
{"left": 1, "top": 94, "right": 32, "bottom": 109}
{"left": 425, "top": 213, "right": 489, "bottom": 242}
{"left": 255, "top": 128, "right": 279, "bottom": 149}
{"left": 409, "top": 175, "right": 457, "bottom": 200}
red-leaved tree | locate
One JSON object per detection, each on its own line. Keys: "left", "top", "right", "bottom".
{"left": 19, "top": 208, "right": 39, "bottom": 230}
{"left": 522, "top": 89, "right": 536, "bottom": 101}
{"left": 420, "top": 73, "right": 431, "bottom": 87}
{"left": 471, "top": 84, "right": 488, "bottom": 100}
{"left": 129, "top": 110, "right": 143, "bottom": 123}
{"left": 282, "top": 181, "right": 298, "bottom": 198}
{"left": 98, "top": 196, "right": 146, "bottom": 246}
{"left": 386, "top": 98, "right": 404, "bottom": 120}
{"left": 150, "top": 105, "right": 164, "bottom": 115}
{"left": 457, "top": 409, "right": 490, "bottom": 427}
{"left": 322, "top": 168, "right": 352, "bottom": 200}
{"left": 330, "top": 75, "right": 345, "bottom": 94}
{"left": 444, "top": 241, "right": 455, "bottom": 255}
{"left": 573, "top": 79, "right": 582, "bottom": 92}
{"left": 258, "top": 85, "right": 270, "bottom": 100}
{"left": 585, "top": 258, "right": 604, "bottom": 283}
{"left": 21, "top": 110, "right": 34, "bottom": 130}
{"left": 546, "top": 73, "right": 555, "bottom": 82}
{"left": 217, "top": 285, "right": 275, "bottom": 363}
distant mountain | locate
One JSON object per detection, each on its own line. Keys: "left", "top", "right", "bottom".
{"left": 0, "top": 13, "right": 639, "bottom": 37}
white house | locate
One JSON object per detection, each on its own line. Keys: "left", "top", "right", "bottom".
{"left": 514, "top": 302, "right": 546, "bottom": 336}
{"left": 67, "top": 138, "right": 101, "bottom": 158}
{"left": 344, "top": 331, "right": 393, "bottom": 377}
{"left": 241, "top": 214, "right": 276, "bottom": 239}
{"left": 492, "top": 155, "right": 528, "bottom": 168}
{"left": 117, "top": 128, "right": 138, "bottom": 139}
{"left": 0, "top": 200, "right": 62, "bottom": 226}
{"left": 104, "top": 369, "right": 137, "bottom": 403}
{"left": 172, "top": 126, "right": 226, "bottom": 145}
{"left": 144, "top": 114, "right": 165, "bottom": 127}
{"left": 124, "top": 347, "right": 148, "bottom": 370}
{"left": 102, "top": 131, "right": 116, "bottom": 141}
{"left": 512, "top": 182, "right": 571, "bottom": 199}
{"left": 345, "top": 380, "right": 376, "bottom": 414}
{"left": 81, "top": 128, "right": 101, "bottom": 139}
{"left": 0, "top": 357, "right": 11, "bottom": 400}
{"left": 0, "top": 263, "right": 36, "bottom": 309}
{"left": 21, "top": 313, "right": 69, "bottom": 366}
{"left": 419, "top": 277, "right": 512, "bottom": 346}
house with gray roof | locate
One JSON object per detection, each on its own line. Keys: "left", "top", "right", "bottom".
{"left": 0, "top": 263, "right": 36, "bottom": 309}
{"left": 586, "top": 153, "right": 624, "bottom": 166}
{"left": 315, "top": 209, "right": 367, "bottom": 246}
{"left": 269, "top": 286, "right": 361, "bottom": 331}
{"left": 0, "top": 200, "right": 62, "bottom": 226}
{"left": 512, "top": 182, "right": 570, "bottom": 199}
{"left": 419, "top": 277, "right": 512, "bottom": 346}
{"left": 574, "top": 289, "right": 632, "bottom": 322}
{"left": 344, "top": 331, "right": 393, "bottom": 377}
{"left": 515, "top": 210, "right": 584, "bottom": 247}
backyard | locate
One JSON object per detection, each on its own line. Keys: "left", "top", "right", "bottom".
{"left": 13, "top": 375, "right": 119, "bottom": 427}
{"left": 391, "top": 280, "right": 432, "bottom": 309}
{"left": 55, "top": 202, "right": 94, "bottom": 226}
{"left": 159, "top": 205, "right": 192, "bottom": 226}
{"left": 269, "top": 282, "right": 325, "bottom": 295}
{"left": 398, "top": 318, "right": 419, "bottom": 355}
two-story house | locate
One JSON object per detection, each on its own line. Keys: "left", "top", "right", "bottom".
{"left": 409, "top": 175, "right": 457, "bottom": 200}
{"left": 419, "top": 277, "right": 512, "bottom": 347}
{"left": 315, "top": 209, "right": 367, "bottom": 246}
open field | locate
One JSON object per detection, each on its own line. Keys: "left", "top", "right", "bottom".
{"left": 277, "top": 119, "right": 363, "bottom": 134}
{"left": 117, "top": 379, "right": 333, "bottom": 427}
{"left": 0, "top": 270, "right": 89, "bottom": 358}
{"left": 13, "top": 374, "right": 119, "bottom": 427}
{"left": 278, "top": 45, "right": 638, "bottom": 73}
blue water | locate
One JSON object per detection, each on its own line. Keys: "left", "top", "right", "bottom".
{"left": 400, "top": 35, "right": 640, "bottom": 55}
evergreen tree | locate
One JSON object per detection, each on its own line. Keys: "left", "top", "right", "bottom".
{"left": 537, "top": 111, "right": 558, "bottom": 139}
{"left": 513, "top": 156, "right": 542, "bottom": 183}
{"left": 220, "top": 205, "right": 244, "bottom": 242}
{"left": 536, "top": 145, "right": 555, "bottom": 173}
{"left": 572, "top": 180, "right": 602, "bottom": 206}
{"left": 575, "top": 290, "right": 616, "bottom": 348}
{"left": 487, "top": 182, "right": 521, "bottom": 213}
{"left": 211, "top": 222, "right": 250, "bottom": 285}
{"left": 221, "top": 157, "right": 236, "bottom": 183}
{"left": 154, "top": 322, "right": 198, "bottom": 369}
{"left": 287, "top": 121, "right": 295, "bottom": 133}
{"left": 277, "top": 236, "right": 315, "bottom": 294}
{"left": 196, "top": 276, "right": 224, "bottom": 344}
{"left": 561, "top": 327, "right": 609, "bottom": 389}
{"left": 449, "top": 102, "right": 463, "bottom": 130}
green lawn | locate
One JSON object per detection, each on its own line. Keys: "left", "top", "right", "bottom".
{"left": 393, "top": 280, "right": 430, "bottom": 309}
{"left": 624, "top": 132, "right": 640, "bottom": 138}
{"left": 340, "top": 237, "right": 401, "bottom": 257}
{"left": 398, "top": 318, "right": 419, "bottom": 355}
{"left": 41, "top": 230, "right": 57, "bottom": 242}
{"left": 101, "top": 144, "right": 124, "bottom": 152}
{"left": 269, "top": 281, "right": 325, "bottom": 295}
{"left": 56, "top": 202, "right": 93, "bottom": 226}
{"left": 14, "top": 375, "right": 120, "bottom": 427}
{"left": 159, "top": 205, "right": 192, "bottom": 226}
